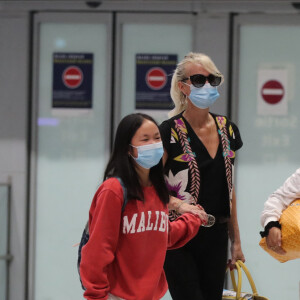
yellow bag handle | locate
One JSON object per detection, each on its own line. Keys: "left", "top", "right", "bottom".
{"left": 230, "top": 260, "right": 258, "bottom": 299}
{"left": 229, "top": 262, "right": 240, "bottom": 293}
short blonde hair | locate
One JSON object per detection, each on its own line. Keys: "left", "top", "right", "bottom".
{"left": 169, "top": 52, "right": 224, "bottom": 118}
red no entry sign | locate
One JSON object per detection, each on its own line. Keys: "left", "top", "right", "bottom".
{"left": 146, "top": 67, "right": 167, "bottom": 90}
{"left": 62, "top": 66, "right": 83, "bottom": 89}
{"left": 261, "top": 80, "right": 284, "bottom": 105}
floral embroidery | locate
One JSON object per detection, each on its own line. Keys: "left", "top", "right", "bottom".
{"left": 174, "top": 153, "right": 195, "bottom": 162}
{"left": 226, "top": 150, "right": 235, "bottom": 159}
{"left": 165, "top": 114, "right": 237, "bottom": 220}
{"left": 165, "top": 169, "right": 195, "bottom": 221}
{"left": 170, "top": 136, "right": 176, "bottom": 144}
{"left": 218, "top": 130, "right": 235, "bottom": 159}
{"left": 174, "top": 118, "right": 200, "bottom": 203}
{"left": 171, "top": 128, "right": 178, "bottom": 141}
{"left": 216, "top": 116, "right": 233, "bottom": 201}
{"left": 174, "top": 118, "right": 188, "bottom": 133}
{"left": 229, "top": 125, "right": 233, "bottom": 137}
{"left": 216, "top": 116, "right": 227, "bottom": 129}
{"left": 164, "top": 169, "right": 194, "bottom": 203}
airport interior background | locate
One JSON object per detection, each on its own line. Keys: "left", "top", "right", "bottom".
{"left": 0, "top": 0, "right": 300, "bottom": 299}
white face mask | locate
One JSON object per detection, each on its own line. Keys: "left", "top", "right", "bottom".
{"left": 130, "top": 141, "right": 164, "bottom": 169}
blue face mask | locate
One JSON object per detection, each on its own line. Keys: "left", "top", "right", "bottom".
{"left": 185, "top": 82, "right": 220, "bottom": 109}
{"left": 130, "top": 141, "right": 164, "bottom": 169}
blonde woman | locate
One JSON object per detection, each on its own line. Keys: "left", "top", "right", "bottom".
{"left": 160, "top": 52, "right": 245, "bottom": 300}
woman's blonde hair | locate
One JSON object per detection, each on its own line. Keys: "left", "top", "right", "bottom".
{"left": 169, "top": 52, "right": 224, "bottom": 118}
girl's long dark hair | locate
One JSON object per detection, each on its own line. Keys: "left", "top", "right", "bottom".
{"left": 104, "top": 113, "right": 169, "bottom": 205}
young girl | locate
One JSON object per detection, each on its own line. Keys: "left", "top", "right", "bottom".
{"left": 79, "top": 113, "right": 206, "bottom": 300}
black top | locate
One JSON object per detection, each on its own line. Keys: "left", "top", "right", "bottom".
{"left": 159, "top": 112, "right": 243, "bottom": 219}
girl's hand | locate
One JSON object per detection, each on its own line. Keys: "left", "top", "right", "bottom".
{"left": 266, "top": 227, "right": 286, "bottom": 255}
{"left": 178, "top": 203, "right": 208, "bottom": 225}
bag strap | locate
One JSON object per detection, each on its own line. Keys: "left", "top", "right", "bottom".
{"left": 237, "top": 261, "right": 258, "bottom": 297}
{"left": 229, "top": 264, "right": 240, "bottom": 293}
{"left": 230, "top": 262, "right": 242, "bottom": 299}
{"left": 115, "top": 176, "right": 128, "bottom": 212}
{"left": 230, "top": 260, "right": 258, "bottom": 299}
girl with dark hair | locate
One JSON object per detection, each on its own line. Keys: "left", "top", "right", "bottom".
{"left": 79, "top": 113, "right": 206, "bottom": 300}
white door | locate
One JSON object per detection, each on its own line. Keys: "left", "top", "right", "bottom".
{"left": 233, "top": 14, "right": 300, "bottom": 300}
{"left": 30, "top": 12, "right": 113, "bottom": 300}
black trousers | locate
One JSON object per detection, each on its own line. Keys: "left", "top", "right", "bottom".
{"left": 164, "top": 222, "right": 228, "bottom": 300}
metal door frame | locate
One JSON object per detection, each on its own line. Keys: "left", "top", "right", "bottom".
{"left": 231, "top": 12, "right": 300, "bottom": 299}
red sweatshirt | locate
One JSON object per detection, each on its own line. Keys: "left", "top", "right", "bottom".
{"left": 80, "top": 178, "right": 201, "bottom": 300}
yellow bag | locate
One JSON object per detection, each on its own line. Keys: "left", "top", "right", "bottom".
{"left": 222, "top": 260, "right": 269, "bottom": 300}
{"left": 259, "top": 199, "right": 300, "bottom": 263}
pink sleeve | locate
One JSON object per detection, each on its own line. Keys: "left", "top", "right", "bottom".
{"left": 80, "top": 187, "right": 123, "bottom": 300}
{"left": 167, "top": 213, "right": 201, "bottom": 250}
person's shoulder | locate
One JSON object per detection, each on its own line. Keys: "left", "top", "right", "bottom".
{"left": 212, "top": 113, "right": 243, "bottom": 151}
{"left": 169, "top": 112, "right": 184, "bottom": 122}
{"left": 90, "top": 177, "right": 124, "bottom": 210}
{"left": 99, "top": 177, "right": 124, "bottom": 198}
{"left": 160, "top": 112, "right": 183, "bottom": 127}
{"left": 290, "top": 168, "right": 300, "bottom": 183}
{"left": 211, "top": 112, "right": 239, "bottom": 130}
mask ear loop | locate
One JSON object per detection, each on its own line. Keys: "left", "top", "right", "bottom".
{"left": 181, "top": 94, "right": 188, "bottom": 105}
{"left": 128, "top": 144, "right": 137, "bottom": 159}
{"left": 180, "top": 81, "right": 191, "bottom": 104}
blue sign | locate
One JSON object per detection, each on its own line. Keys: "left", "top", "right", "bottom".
{"left": 52, "top": 53, "right": 93, "bottom": 109}
{"left": 136, "top": 54, "right": 177, "bottom": 109}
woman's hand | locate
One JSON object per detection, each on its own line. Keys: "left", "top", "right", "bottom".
{"left": 178, "top": 202, "right": 208, "bottom": 225}
{"left": 266, "top": 227, "right": 286, "bottom": 255}
{"left": 228, "top": 241, "right": 245, "bottom": 270}
{"left": 228, "top": 187, "right": 245, "bottom": 269}
{"left": 168, "top": 196, "right": 207, "bottom": 224}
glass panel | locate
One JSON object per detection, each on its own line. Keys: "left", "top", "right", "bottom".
{"left": 34, "top": 20, "right": 111, "bottom": 299}
{"left": 120, "top": 22, "right": 193, "bottom": 124}
{"left": 0, "top": 185, "right": 9, "bottom": 300}
{"left": 119, "top": 19, "right": 193, "bottom": 300}
{"left": 236, "top": 24, "right": 300, "bottom": 300}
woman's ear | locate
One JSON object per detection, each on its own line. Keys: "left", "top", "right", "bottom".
{"left": 178, "top": 81, "right": 188, "bottom": 96}
{"left": 178, "top": 80, "right": 184, "bottom": 91}
{"left": 128, "top": 145, "right": 136, "bottom": 158}
{"left": 128, "top": 145, "right": 132, "bottom": 156}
